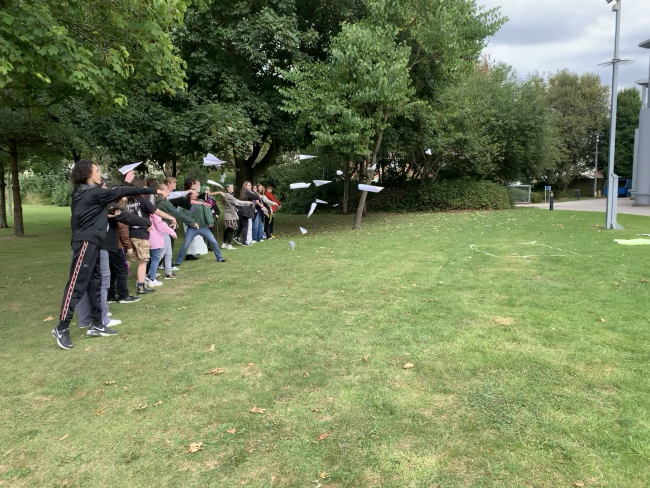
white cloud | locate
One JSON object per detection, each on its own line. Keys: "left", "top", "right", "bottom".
{"left": 479, "top": 0, "right": 650, "bottom": 88}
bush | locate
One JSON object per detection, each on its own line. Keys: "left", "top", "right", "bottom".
{"left": 366, "top": 179, "right": 514, "bottom": 213}
{"left": 530, "top": 192, "right": 543, "bottom": 204}
{"left": 20, "top": 168, "right": 72, "bottom": 206}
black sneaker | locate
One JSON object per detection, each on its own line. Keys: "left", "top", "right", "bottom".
{"left": 165, "top": 274, "right": 180, "bottom": 279}
{"left": 118, "top": 295, "right": 141, "bottom": 304}
{"left": 233, "top": 237, "right": 243, "bottom": 246}
{"left": 52, "top": 328, "right": 73, "bottom": 350}
{"left": 107, "top": 298, "right": 117, "bottom": 304}
{"left": 87, "top": 324, "right": 118, "bottom": 337}
{"left": 186, "top": 255, "right": 198, "bottom": 261}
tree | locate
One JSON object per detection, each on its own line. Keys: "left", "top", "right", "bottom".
{"left": 0, "top": 0, "right": 188, "bottom": 104}
{"left": 547, "top": 70, "right": 609, "bottom": 187}
{"left": 599, "top": 87, "right": 641, "bottom": 178}
{"left": 0, "top": 155, "right": 8, "bottom": 228}
{"left": 0, "top": 107, "right": 53, "bottom": 236}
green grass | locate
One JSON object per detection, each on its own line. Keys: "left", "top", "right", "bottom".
{"left": 1, "top": 205, "right": 650, "bottom": 487}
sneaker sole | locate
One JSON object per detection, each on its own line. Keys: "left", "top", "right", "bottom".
{"left": 51, "top": 329, "right": 73, "bottom": 350}
{"left": 87, "top": 330, "right": 117, "bottom": 337}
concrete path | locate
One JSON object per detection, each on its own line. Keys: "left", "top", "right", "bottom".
{"left": 519, "top": 198, "right": 650, "bottom": 217}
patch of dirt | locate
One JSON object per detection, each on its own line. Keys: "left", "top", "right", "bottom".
{"left": 492, "top": 316, "right": 514, "bottom": 326}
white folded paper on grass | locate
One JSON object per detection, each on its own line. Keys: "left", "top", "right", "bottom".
{"left": 300, "top": 227, "right": 308, "bottom": 235}
{"left": 358, "top": 184, "right": 384, "bottom": 193}
{"left": 290, "top": 182, "right": 311, "bottom": 190}
{"left": 118, "top": 162, "right": 142, "bottom": 175}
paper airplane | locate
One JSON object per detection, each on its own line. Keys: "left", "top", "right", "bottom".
{"left": 207, "top": 179, "right": 224, "bottom": 189}
{"left": 313, "top": 180, "right": 331, "bottom": 187}
{"left": 203, "top": 153, "right": 224, "bottom": 166}
{"left": 168, "top": 191, "right": 190, "bottom": 199}
{"left": 298, "top": 154, "right": 317, "bottom": 160}
{"left": 300, "top": 227, "right": 308, "bottom": 235}
{"left": 289, "top": 241, "right": 295, "bottom": 251}
{"left": 119, "top": 162, "right": 142, "bottom": 175}
{"left": 425, "top": 149, "right": 432, "bottom": 156}
{"left": 368, "top": 164, "right": 377, "bottom": 171}
{"left": 290, "top": 182, "right": 311, "bottom": 190}
{"left": 221, "top": 173, "right": 226, "bottom": 183}
{"left": 315, "top": 199, "right": 328, "bottom": 204}
{"left": 336, "top": 170, "right": 344, "bottom": 176}
{"left": 332, "top": 204, "right": 339, "bottom": 207}
{"left": 358, "top": 184, "right": 384, "bottom": 193}
{"left": 307, "top": 202, "right": 317, "bottom": 218}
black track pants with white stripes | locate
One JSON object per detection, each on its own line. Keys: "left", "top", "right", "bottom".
{"left": 57, "top": 240, "right": 102, "bottom": 331}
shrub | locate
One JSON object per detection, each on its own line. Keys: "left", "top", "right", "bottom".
{"left": 530, "top": 192, "right": 543, "bottom": 204}
{"left": 20, "top": 168, "right": 72, "bottom": 206}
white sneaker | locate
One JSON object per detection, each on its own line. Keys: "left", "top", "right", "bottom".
{"left": 149, "top": 279, "right": 163, "bottom": 287}
{"left": 172, "top": 266, "right": 180, "bottom": 271}
{"left": 156, "top": 273, "right": 161, "bottom": 278}
{"left": 229, "top": 244, "right": 236, "bottom": 250}
{"left": 158, "top": 265, "right": 164, "bottom": 270}
{"left": 107, "top": 312, "right": 112, "bottom": 317}
{"left": 105, "top": 319, "right": 122, "bottom": 327}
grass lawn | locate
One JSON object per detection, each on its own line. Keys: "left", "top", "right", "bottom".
{"left": 1, "top": 205, "right": 650, "bottom": 487}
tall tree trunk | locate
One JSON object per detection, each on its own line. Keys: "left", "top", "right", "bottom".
{"left": 353, "top": 111, "right": 388, "bottom": 230}
{"left": 234, "top": 139, "right": 279, "bottom": 192}
{"left": 9, "top": 138, "right": 25, "bottom": 237}
{"left": 0, "top": 160, "right": 7, "bottom": 228}
{"left": 172, "top": 160, "right": 178, "bottom": 177}
{"left": 342, "top": 161, "right": 350, "bottom": 215}
{"left": 7, "top": 171, "right": 12, "bottom": 214}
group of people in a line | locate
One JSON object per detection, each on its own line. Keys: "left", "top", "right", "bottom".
{"left": 51, "top": 159, "right": 281, "bottom": 350}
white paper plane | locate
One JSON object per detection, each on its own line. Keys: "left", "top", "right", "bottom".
{"left": 289, "top": 241, "right": 295, "bottom": 251}
{"left": 206, "top": 179, "right": 224, "bottom": 189}
{"left": 203, "top": 153, "right": 225, "bottom": 166}
{"left": 368, "top": 164, "right": 377, "bottom": 171}
{"left": 425, "top": 149, "right": 432, "bottom": 155}
{"left": 307, "top": 202, "right": 317, "bottom": 218}
{"left": 221, "top": 173, "right": 226, "bottom": 183}
{"left": 313, "top": 180, "right": 331, "bottom": 187}
{"left": 299, "top": 154, "right": 317, "bottom": 160}
{"left": 358, "top": 184, "right": 384, "bottom": 193}
{"left": 290, "top": 182, "right": 311, "bottom": 190}
{"left": 336, "top": 170, "right": 344, "bottom": 176}
{"left": 119, "top": 162, "right": 142, "bottom": 175}
{"left": 315, "top": 199, "right": 328, "bottom": 204}
{"left": 168, "top": 191, "right": 190, "bottom": 199}
{"left": 300, "top": 227, "right": 308, "bottom": 235}
{"left": 332, "top": 204, "right": 339, "bottom": 207}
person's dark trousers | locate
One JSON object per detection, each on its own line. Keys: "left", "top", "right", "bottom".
{"left": 223, "top": 227, "right": 235, "bottom": 245}
{"left": 57, "top": 240, "right": 102, "bottom": 331}
{"left": 269, "top": 216, "right": 274, "bottom": 236}
{"left": 175, "top": 227, "right": 224, "bottom": 264}
{"left": 108, "top": 249, "right": 129, "bottom": 300}
{"left": 264, "top": 215, "right": 271, "bottom": 239}
{"left": 236, "top": 215, "right": 249, "bottom": 242}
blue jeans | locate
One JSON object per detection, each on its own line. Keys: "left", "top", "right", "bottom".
{"left": 175, "top": 227, "right": 223, "bottom": 264}
{"left": 149, "top": 248, "right": 162, "bottom": 281}
{"left": 253, "top": 211, "right": 264, "bottom": 241}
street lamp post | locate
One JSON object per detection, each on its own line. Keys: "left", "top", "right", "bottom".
{"left": 633, "top": 38, "right": 650, "bottom": 206}
{"left": 594, "top": 136, "right": 599, "bottom": 197}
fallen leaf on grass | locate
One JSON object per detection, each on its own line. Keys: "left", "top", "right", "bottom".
{"left": 642, "top": 278, "right": 648, "bottom": 283}
{"left": 249, "top": 406, "right": 266, "bottom": 414}
{"left": 206, "top": 368, "right": 225, "bottom": 375}
{"left": 403, "top": 363, "right": 414, "bottom": 369}
{"left": 43, "top": 316, "right": 54, "bottom": 322}
{"left": 614, "top": 282, "right": 621, "bottom": 286}
{"left": 226, "top": 428, "right": 236, "bottom": 434}
{"left": 188, "top": 442, "right": 204, "bottom": 453}
{"left": 246, "top": 362, "right": 254, "bottom": 366}
{"left": 207, "top": 344, "right": 215, "bottom": 353}
{"left": 303, "top": 372, "right": 309, "bottom": 377}
{"left": 319, "top": 472, "right": 330, "bottom": 479}
{"left": 104, "top": 380, "right": 116, "bottom": 386}
{"left": 134, "top": 404, "right": 148, "bottom": 410}
{"left": 600, "top": 318, "right": 606, "bottom": 323}
{"left": 317, "top": 433, "right": 330, "bottom": 440}
{"left": 58, "top": 434, "right": 69, "bottom": 441}
{"left": 153, "top": 400, "right": 162, "bottom": 406}
{"left": 177, "top": 306, "right": 188, "bottom": 310}
{"left": 574, "top": 482, "right": 585, "bottom": 487}
{"left": 363, "top": 355, "right": 369, "bottom": 362}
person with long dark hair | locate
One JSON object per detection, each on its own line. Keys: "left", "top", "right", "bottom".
{"left": 52, "top": 161, "right": 161, "bottom": 350}
{"left": 221, "top": 183, "right": 253, "bottom": 249}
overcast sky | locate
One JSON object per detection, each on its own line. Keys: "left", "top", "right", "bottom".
{"left": 478, "top": 0, "right": 650, "bottom": 89}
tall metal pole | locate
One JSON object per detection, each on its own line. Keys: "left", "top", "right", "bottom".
{"left": 594, "top": 136, "right": 599, "bottom": 197}
{"left": 605, "top": 0, "right": 622, "bottom": 230}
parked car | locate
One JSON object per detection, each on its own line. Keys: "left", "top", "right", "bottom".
{"left": 602, "top": 179, "right": 632, "bottom": 197}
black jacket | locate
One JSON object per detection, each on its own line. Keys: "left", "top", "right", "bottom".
{"left": 70, "top": 184, "right": 155, "bottom": 246}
